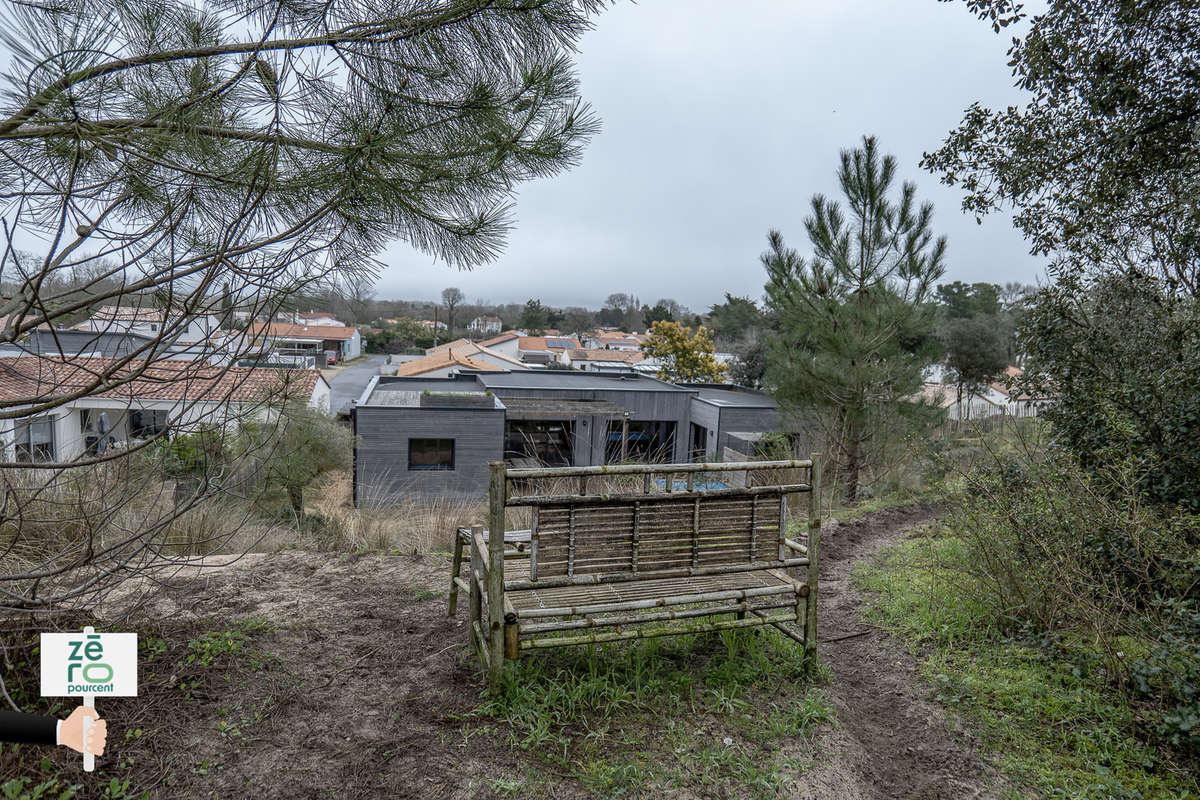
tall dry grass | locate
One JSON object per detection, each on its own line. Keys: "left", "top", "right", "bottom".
{"left": 308, "top": 471, "right": 485, "bottom": 554}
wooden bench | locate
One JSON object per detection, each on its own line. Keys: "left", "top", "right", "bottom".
{"left": 448, "top": 458, "right": 822, "bottom": 690}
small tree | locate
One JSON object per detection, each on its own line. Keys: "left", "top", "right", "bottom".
{"left": 940, "top": 316, "right": 1008, "bottom": 417}
{"left": 520, "top": 299, "right": 551, "bottom": 333}
{"left": 763, "top": 136, "right": 945, "bottom": 502}
{"left": 641, "top": 321, "right": 728, "bottom": 383}
{"left": 247, "top": 404, "right": 354, "bottom": 518}
{"left": 442, "top": 287, "right": 465, "bottom": 335}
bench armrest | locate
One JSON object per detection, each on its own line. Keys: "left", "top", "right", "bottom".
{"left": 783, "top": 537, "right": 808, "bottom": 555}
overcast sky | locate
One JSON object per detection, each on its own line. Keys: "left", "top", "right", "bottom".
{"left": 378, "top": 1, "right": 1045, "bottom": 312}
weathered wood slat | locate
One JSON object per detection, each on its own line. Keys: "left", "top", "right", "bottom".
{"left": 518, "top": 599, "right": 797, "bottom": 634}
{"left": 515, "top": 582, "right": 800, "bottom": 619}
{"left": 506, "top": 459, "right": 813, "bottom": 480}
{"left": 506, "top": 484, "right": 810, "bottom": 506}
{"left": 520, "top": 612, "right": 799, "bottom": 649}
{"left": 502, "top": 558, "right": 809, "bottom": 591}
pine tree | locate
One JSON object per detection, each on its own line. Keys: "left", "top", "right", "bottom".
{"left": 763, "top": 136, "right": 945, "bottom": 502}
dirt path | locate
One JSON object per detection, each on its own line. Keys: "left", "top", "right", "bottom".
{"left": 48, "top": 506, "right": 1000, "bottom": 799}
{"left": 807, "top": 505, "right": 1000, "bottom": 800}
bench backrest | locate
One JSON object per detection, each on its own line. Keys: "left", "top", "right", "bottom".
{"left": 530, "top": 492, "right": 786, "bottom": 579}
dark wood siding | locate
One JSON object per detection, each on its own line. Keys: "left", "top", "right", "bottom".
{"left": 688, "top": 398, "right": 722, "bottom": 459}
{"left": 355, "top": 406, "right": 503, "bottom": 502}
{"left": 717, "top": 407, "right": 782, "bottom": 455}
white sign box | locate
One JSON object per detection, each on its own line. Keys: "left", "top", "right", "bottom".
{"left": 40, "top": 631, "right": 138, "bottom": 697}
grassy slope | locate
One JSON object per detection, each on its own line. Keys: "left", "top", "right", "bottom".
{"left": 856, "top": 532, "right": 1199, "bottom": 800}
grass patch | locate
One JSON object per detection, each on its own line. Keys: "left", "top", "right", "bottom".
{"left": 857, "top": 534, "right": 1200, "bottom": 799}
{"left": 475, "top": 627, "right": 832, "bottom": 798}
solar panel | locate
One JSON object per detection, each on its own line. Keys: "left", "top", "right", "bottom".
{"left": 547, "top": 338, "right": 575, "bottom": 348}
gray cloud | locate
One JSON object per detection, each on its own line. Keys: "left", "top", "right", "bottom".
{"left": 377, "top": 0, "right": 1045, "bottom": 311}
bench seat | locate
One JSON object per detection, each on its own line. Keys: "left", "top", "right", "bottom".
{"left": 507, "top": 568, "right": 801, "bottom": 615}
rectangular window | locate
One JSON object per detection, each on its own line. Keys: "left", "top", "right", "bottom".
{"left": 129, "top": 409, "right": 169, "bottom": 439}
{"left": 505, "top": 420, "right": 574, "bottom": 467}
{"left": 14, "top": 416, "right": 55, "bottom": 463}
{"left": 605, "top": 420, "right": 677, "bottom": 464}
{"left": 408, "top": 438, "right": 455, "bottom": 471}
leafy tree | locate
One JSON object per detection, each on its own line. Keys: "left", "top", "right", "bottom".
{"left": 562, "top": 308, "right": 596, "bottom": 336}
{"left": 730, "top": 336, "right": 767, "bottom": 389}
{"left": 763, "top": 136, "right": 945, "bottom": 502}
{"left": 520, "top": 299, "right": 551, "bottom": 333}
{"left": 707, "top": 294, "right": 765, "bottom": 346}
{"left": 246, "top": 404, "right": 354, "bottom": 518}
{"left": 640, "top": 321, "right": 728, "bottom": 383}
{"left": 364, "top": 317, "right": 435, "bottom": 353}
{"left": 643, "top": 302, "right": 675, "bottom": 326}
{"left": 1021, "top": 272, "right": 1200, "bottom": 509}
{"left": 928, "top": 0, "right": 1200, "bottom": 290}
{"left": 939, "top": 316, "right": 1008, "bottom": 416}
{"left": 600, "top": 292, "right": 643, "bottom": 330}
{"left": 442, "top": 287, "right": 464, "bottom": 334}
{"left": 936, "top": 281, "right": 1001, "bottom": 318}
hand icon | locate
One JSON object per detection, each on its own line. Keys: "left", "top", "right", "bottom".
{"left": 60, "top": 706, "right": 106, "bottom": 756}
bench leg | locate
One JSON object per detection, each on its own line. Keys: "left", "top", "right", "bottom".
{"left": 448, "top": 529, "right": 465, "bottom": 616}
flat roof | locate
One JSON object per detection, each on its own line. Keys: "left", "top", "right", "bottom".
{"left": 501, "top": 397, "right": 625, "bottom": 420}
{"left": 475, "top": 370, "right": 693, "bottom": 393}
{"left": 684, "top": 384, "right": 778, "bottom": 409}
{"left": 363, "top": 371, "right": 699, "bottom": 406}
{"left": 364, "top": 390, "right": 503, "bottom": 409}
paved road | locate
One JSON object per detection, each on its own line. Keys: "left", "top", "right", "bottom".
{"left": 327, "top": 355, "right": 387, "bottom": 414}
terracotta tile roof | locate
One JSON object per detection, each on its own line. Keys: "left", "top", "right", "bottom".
{"left": 389, "top": 350, "right": 505, "bottom": 377}
{"left": 479, "top": 332, "right": 520, "bottom": 347}
{"left": 990, "top": 365, "right": 1033, "bottom": 400}
{"left": 90, "top": 305, "right": 169, "bottom": 324}
{"left": 0, "top": 356, "right": 323, "bottom": 405}
{"left": 426, "top": 337, "right": 474, "bottom": 355}
{"left": 425, "top": 340, "right": 524, "bottom": 367}
{"left": 518, "top": 336, "right": 580, "bottom": 351}
{"left": 247, "top": 322, "right": 358, "bottom": 341}
{"left": 568, "top": 348, "right": 645, "bottom": 363}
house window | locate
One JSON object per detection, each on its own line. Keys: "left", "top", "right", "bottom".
{"left": 409, "top": 438, "right": 455, "bottom": 471}
{"left": 129, "top": 409, "right": 169, "bottom": 439}
{"left": 14, "top": 417, "right": 55, "bottom": 462}
{"left": 505, "top": 421, "right": 574, "bottom": 467}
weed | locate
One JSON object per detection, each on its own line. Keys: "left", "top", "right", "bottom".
{"left": 858, "top": 536, "right": 1200, "bottom": 799}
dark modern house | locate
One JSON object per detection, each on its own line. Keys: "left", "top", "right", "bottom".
{"left": 352, "top": 371, "right": 791, "bottom": 503}
{"left": 684, "top": 384, "right": 783, "bottom": 461}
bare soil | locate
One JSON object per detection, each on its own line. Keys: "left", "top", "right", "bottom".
{"left": 6, "top": 505, "right": 1001, "bottom": 799}
{"left": 806, "top": 505, "right": 1002, "bottom": 800}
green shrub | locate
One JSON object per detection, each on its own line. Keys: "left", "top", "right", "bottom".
{"left": 946, "top": 448, "right": 1200, "bottom": 761}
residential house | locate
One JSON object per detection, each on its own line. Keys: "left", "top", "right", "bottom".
{"left": 583, "top": 331, "right": 646, "bottom": 351}
{"left": 352, "top": 371, "right": 788, "bottom": 501}
{"left": 563, "top": 348, "right": 646, "bottom": 373}
{"left": 420, "top": 340, "right": 528, "bottom": 371}
{"left": 468, "top": 316, "right": 503, "bottom": 336}
{"left": 293, "top": 311, "right": 345, "bottom": 327}
{"left": 0, "top": 356, "right": 330, "bottom": 463}
{"left": 920, "top": 364, "right": 1041, "bottom": 421}
{"left": 517, "top": 336, "right": 580, "bottom": 365}
{"left": 684, "top": 384, "right": 784, "bottom": 461}
{"left": 82, "top": 306, "right": 220, "bottom": 344}
{"left": 419, "top": 320, "right": 448, "bottom": 331}
{"left": 246, "top": 322, "right": 362, "bottom": 365}
{"left": 477, "top": 331, "right": 522, "bottom": 359}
